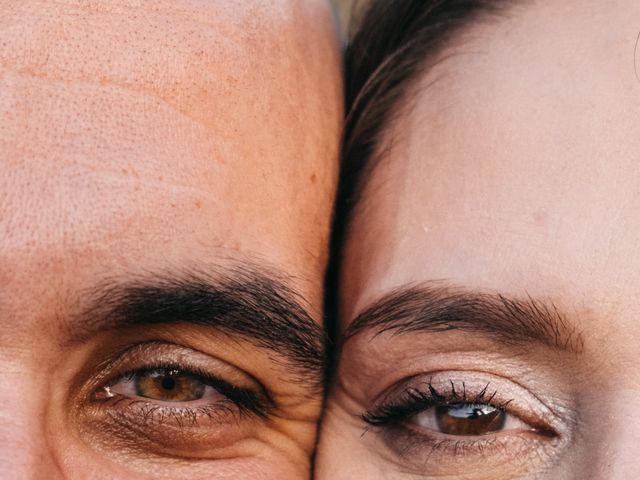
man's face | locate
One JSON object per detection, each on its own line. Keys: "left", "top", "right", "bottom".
{"left": 0, "top": 1, "right": 341, "bottom": 478}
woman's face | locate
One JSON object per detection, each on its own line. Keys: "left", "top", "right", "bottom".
{"left": 318, "top": 1, "right": 640, "bottom": 478}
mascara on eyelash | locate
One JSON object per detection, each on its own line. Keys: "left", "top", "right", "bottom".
{"left": 362, "top": 379, "right": 512, "bottom": 427}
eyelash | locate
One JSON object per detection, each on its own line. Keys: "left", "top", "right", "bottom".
{"left": 363, "top": 379, "right": 512, "bottom": 428}
{"left": 360, "top": 377, "right": 565, "bottom": 467}
{"left": 95, "top": 361, "right": 269, "bottom": 423}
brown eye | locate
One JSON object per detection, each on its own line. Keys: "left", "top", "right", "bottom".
{"left": 103, "top": 368, "right": 224, "bottom": 404}
{"left": 134, "top": 369, "right": 206, "bottom": 402}
{"left": 412, "top": 401, "right": 531, "bottom": 437}
{"left": 435, "top": 404, "right": 506, "bottom": 436}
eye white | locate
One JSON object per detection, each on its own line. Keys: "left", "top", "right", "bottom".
{"left": 98, "top": 371, "right": 223, "bottom": 405}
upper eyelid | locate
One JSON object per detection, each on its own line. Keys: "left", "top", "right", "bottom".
{"left": 97, "top": 341, "right": 261, "bottom": 387}
{"left": 364, "top": 381, "right": 515, "bottom": 425}
{"left": 369, "top": 368, "right": 569, "bottom": 423}
{"left": 98, "top": 357, "right": 273, "bottom": 417}
{"left": 77, "top": 341, "right": 273, "bottom": 412}
{"left": 363, "top": 371, "right": 571, "bottom": 434}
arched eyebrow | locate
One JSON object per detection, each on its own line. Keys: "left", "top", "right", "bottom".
{"left": 344, "top": 283, "right": 584, "bottom": 354}
{"left": 66, "top": 264, "right": 325, "bottom": 392}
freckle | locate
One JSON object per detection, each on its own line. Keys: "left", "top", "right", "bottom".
{"left": 532, "top": 212, "right": 546, "bottom": 227}
{"left": 194, "top": 200, "right": 202, "bottom": 209}
{"left": 310, "top": 173, "right": 317, "bottom": 184}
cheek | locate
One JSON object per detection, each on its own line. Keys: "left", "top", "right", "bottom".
{"left": 56, "top": 437, "right": 308, "bottom": 479}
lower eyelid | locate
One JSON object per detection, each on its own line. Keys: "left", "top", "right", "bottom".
{"left": 369, "top": 420, "right": 564, "bottom": 479}
{"left": 93, "top": 394, "right": 248, "bottom": 432}
{"left": 77, "top": 396, "right": 256, "bottom": 458}
{"left": 402, "top": 428, "right": 548, "bottom": 457}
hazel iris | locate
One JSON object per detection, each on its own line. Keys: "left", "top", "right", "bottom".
{"left": 134, "top": 369, "right": 206, "bottom": 402}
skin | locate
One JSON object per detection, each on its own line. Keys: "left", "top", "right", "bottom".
{"left": 319, "top": 0, "right": 640, "bottom": 478}
{"left": 0, "top": 1, "right": 341, "bottom": 478}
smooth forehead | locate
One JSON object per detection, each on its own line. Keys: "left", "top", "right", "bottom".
{"left": 344, "top": 0, "right": 640, "bottom": 318}
{"left": 0, "top": 0, "right": 341, "bottom": 290}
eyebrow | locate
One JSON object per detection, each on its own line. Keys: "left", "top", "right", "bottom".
{"left": 344, "top": 283, "right": 584, "bottom": 354}
{"left": 69, "top": 264, "right": 325, "bottom": 391}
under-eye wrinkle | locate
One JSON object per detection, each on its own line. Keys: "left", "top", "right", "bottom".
{"left": 72, "top": 341, "right": 275, "bottom": 458}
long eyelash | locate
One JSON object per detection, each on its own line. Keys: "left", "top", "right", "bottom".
{"left": 363, "top": 379, "right": 512, "bottom": 427}
{"left": 104, "top": 362, "right": 270, "bottom": 418}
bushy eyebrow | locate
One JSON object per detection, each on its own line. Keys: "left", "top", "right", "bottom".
{"left": 344, "top": 283, "right": 584, "bottom": 354}
{"left": 68, "top": 264, "right": 325, "bottom": 392}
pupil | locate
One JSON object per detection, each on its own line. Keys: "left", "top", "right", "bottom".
{"left": 161, "top": 377, "right": 176, "bottom": 391}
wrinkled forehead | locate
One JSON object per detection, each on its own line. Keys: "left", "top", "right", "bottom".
{"left": 0, "top": 0, "right": 335, "bottom": 137}
{"left": 0, "top": 0, "right": 341, "bottom": 285}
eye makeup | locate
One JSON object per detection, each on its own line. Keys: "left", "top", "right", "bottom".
{"left": 364, "top": 379, "right": 521, "bottom": 431}
{"left": 360, "top": 370, "right": 572, "bottom": 473}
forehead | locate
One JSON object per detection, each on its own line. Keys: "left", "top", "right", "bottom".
{"left": 0, "top": 0, "right": 341, "bottom": 301}
{"left": 344, "top": 1, "right": 640, "bottom": 320}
